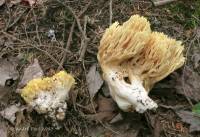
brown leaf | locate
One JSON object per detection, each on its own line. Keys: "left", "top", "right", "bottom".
{"left": 97, "top": 95, "right": 116, "bottom": 112}
{"left": 0, "top": 86, "right": 10, "bottom": 100}
{"left": 0, "top": 0, "right": 5, "bottom": 6}
{"left": 153, "top": 117, "right": 161, "bottom": 137}
{"left": 176, "top": 110, "right": 200, "bottom": 132}
{"left": 175, "top": 66, "right": 200, "bottom": 101}
{"left": 0, "top": 86, "right": 11, "bottom": 106}
{"left": 18, "top": 59, "right": 43, "bottom": 89}
{"left": 86, "top": 96, "right": 117, "bottom": 122}
{"left": 0, "top": 104, "right": 21, "bottom": 124}
{"left": 87, "top": 112, "right": 116, "bottom": 122}
{"left": 192, "top": 52, "right": 200, "bottom": 69}
{"left": 21, "top": 0, "right": 45, "bottom": 6}
{"left": 21, "top": 0, "right": 35, "bottom": 6}
{"left": 0, "top": 58, "right": 19, "bottom": 87}
{"left": 86, "top": 64, "right": 103, "bottom": 99}
{"left": 151, "top": 0, "right": 176, "bottom": 6}
{"left": 110, "top": 113, "right": 123, "bottom": 124}
{"left": 0, "top": 121, "right": 7, "bottom": 137}
{"left": 87, "top": 113, "right": 141, "bottom": 137}
{"left": 79, "top": 102, "right": 98, "bottom": 114}
{"left": 8, "top": 0, "right": 22, "bottom": 7}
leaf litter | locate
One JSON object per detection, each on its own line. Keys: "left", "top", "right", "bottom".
{"left": 175, "top": 66, "right": 200, "bottom": 102}
{"left": 0, "top": 57, "right": 19, "bottom": 87}
{"left": 0, "top": 104, "right": 23, "bottom": 124}
{"left": 176, "top": 110, "right": 200, "bottom": 132}
{"left": 0, "top": 121, "right": 7, "bottom": 137}
{"left": 86, "top": 64, "right": 103, "bottom": 99}
{"left": 86, "top": 95, "right": 117, "bottom": 122}
{"left": 18, "top": 58, "right": 43, "bottom": 90}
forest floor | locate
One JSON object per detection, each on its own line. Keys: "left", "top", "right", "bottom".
{"left": 0, "top": 0, "right": 200, "bottom": 137}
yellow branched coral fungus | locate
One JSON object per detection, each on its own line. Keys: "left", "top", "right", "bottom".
{"left": 97, "top": 15, "right": 185, "bottom": 113}
{"left": 21, "top": 71, "right": 75, "bottom": 120}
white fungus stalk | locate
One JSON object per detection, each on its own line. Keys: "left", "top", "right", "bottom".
{"left": 103, "top": 67, "right": 157, "bottom": 113}
{"left": 98, "top": 15, "right": 185, "bottom": 113}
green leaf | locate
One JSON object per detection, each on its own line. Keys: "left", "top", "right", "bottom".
{"left": 192, "top": 103, "right": 200, "bottom": 115}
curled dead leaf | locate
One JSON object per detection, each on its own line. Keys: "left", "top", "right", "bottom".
{"left": 0, "top": 57, "right": 19, "bottom": 87}
{"left": 86, "top": 95, "right": 117, "bottom": 122}
{"left": 18, "top": 59, "right": 43, "bottom": 89}
{"left": 0, "top": 121, "right": 7, "bottom": 137}
{"left": 176, "top": 110, "right": 200, "bottom": 132}
{"left": 175, "top": 66, "right": 200, "bottom": 102}
{"left": 0, "top": 0, "right": 5, "bottom": 6}
{"left": 0, "top": 104, "right": 23, "bottom": 124}
{"left": 86, "top": 64, "right": 103, "bottom": 99}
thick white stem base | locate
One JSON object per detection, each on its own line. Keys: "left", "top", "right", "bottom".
{"left": 104, "top": 70, "right": 158, "bottom": 113}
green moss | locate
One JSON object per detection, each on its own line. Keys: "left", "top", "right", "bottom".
{"left": 167, "top": 1, "right": 200, "bottom": 28}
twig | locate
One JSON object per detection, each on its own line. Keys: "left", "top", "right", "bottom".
{"left": 57, "top": 21, "right": 75, "bottom": 70}
{"left": 19, "top": 44, "right": 71, "bottom": 54}
{"left": 1, "top": 31, "right": 62, "bottom": 68}
{"left": 5, "top": 3, "right": 12, "bottom": 31}
{"left": 109, "top": 0, "right": 113, "bottom": 25}
{"left": 57, "top": 0, "right": 91, "bottom": 70}
{"left": 181, "top": 34, "right": 197, "bottom": 107}
{"left": 32, "top": 8, "right": 42, "bottom": 45}
{"left": 66, "top": 21, "right": 75, "bottom": 50}
{"left": 5, "top": 9, "right": 29, "bottom": 31}
{"left": 56, "top": 0, "right": 85, "bottom": 38}
{"left": 78, "top": 0, "right": 91, "bottom": 16}
{"left": 78, "top": 16, "right": 89, "bottom": 61}
{"left": 151, "top": 0, "right": 176, "bottom": 6}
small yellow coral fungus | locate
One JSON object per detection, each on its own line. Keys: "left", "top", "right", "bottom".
{"left": 98, "top": 15, "right": 185, "bottom": 113}
{"left": 21, "top": 71, "right": 75, "bottom": 120}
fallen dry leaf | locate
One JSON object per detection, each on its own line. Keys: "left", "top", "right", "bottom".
{"left": 21, "top": 0, "right": 44, "bottom": 6}
{"left": 9, "top": 0, "right": 21, "bottom": 7}
{"left": 0, "top": 121, "right": 7, "bottom": 137}
{"left": 0, "top": 104, "right": 22, "bottom": 124}
{"left": 86, "top": 64, "right": 103, "bottom": 99}
{"left": 18, "top": 59, "right": 43, "bottom": 89}
{"left": 0, "top": 86, "right": 11, "bottom": 106}
{"left": 0, "top": 0, "right": 5, "bottom": 6}
{"left": 110, "top": 113, "right": 123, "bottom": 124}
{"left": 151, "top": 0, "right": 176, "bottom": 6}
{"left": 176, "top": 110, "right": 200, "bottom": 132}
{"left": 0, "top": 86, "right": 10, "bottom": 100}
{"left": 98, "top": 95, "right": 116, "bottom": 112}
{"left": 192, "top": 52, "right": 200, "bottom": 69}
{"left": 86, "top": 95, "right": 117, "bottom": 122}
{"left": 175, "top": 66, "right": 200, "bottom": 102}
{"left": 0, "top": 58, "right": 19, "bottom": 87}
{"left": 195, "top": 27, "right": 200, "bottom": 39}
{"left": 102, "top": 83, "right": 110, "bottom": 97}
{"left": 88, "top": 112, "right": 142, "bottom": 137}
{"left": 21, "top": 0, "right": 36, "bottom": 6}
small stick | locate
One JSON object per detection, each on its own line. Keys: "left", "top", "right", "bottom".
{"left": 57, "top": 21, "right": 75, "bottom": 70}
{"left": 57, "top": 0, "right": 91, "bottom": 70}
{"left": 5, "top": 8, "right": 28, "bottom": 31}
{"left": 78, "top": 16, "right": 89, "bottom": 61}
{"left": 32, "top": 8, "right": 42, "bottom": 45}
{"left": 56, "top": 0, "right": 85, "bottom": 39}
{"left": 1, "top": 31, "right": 62, "bottom": 68}
{"left": 151, "top": 0, "right": 176, "bottom": 6}
{"left": 109, "top": 0, "right": 113, "bottom": 25}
